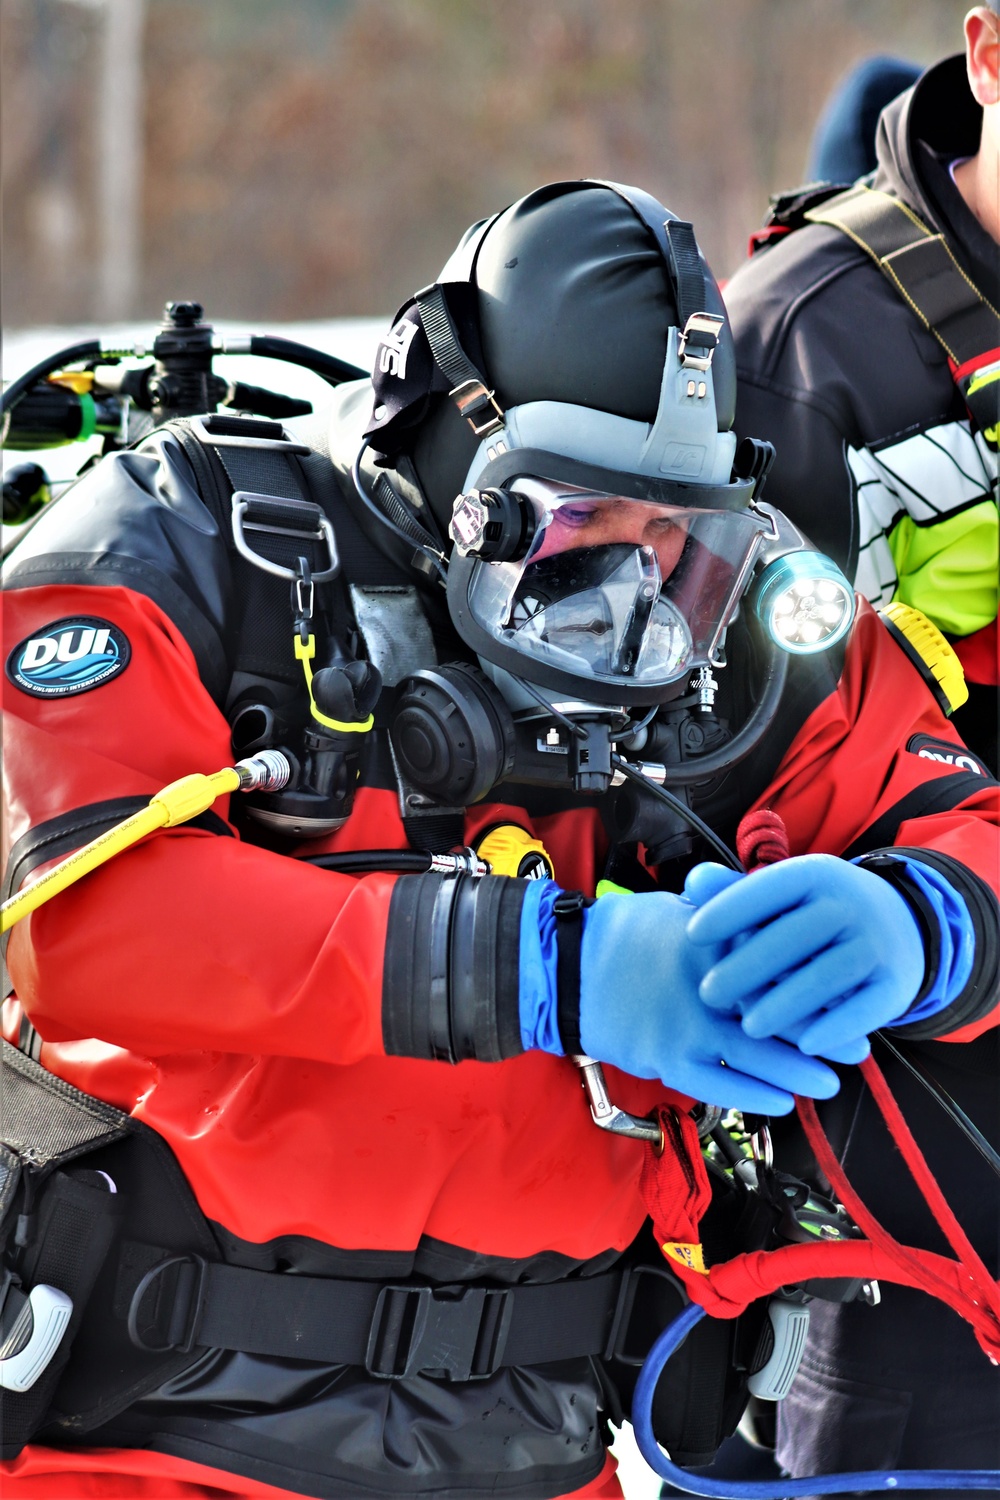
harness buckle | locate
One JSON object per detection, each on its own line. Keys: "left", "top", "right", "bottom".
{"left": 604, "top": 1262, "right": 685, "bottom": 1368}
{"left": 127, "top": 1253, "right": 209, "bottom": 1355}
{"left": 188, "top": 414, "right": 311, "bottom": 454}
{"left": 231, "top": 491, "right": 339, "bottom": 582}
{"left": 449, "top": 379, "right": 505, "bottom": 438}
{"left": 365, "top": 1283, "right": 514, "bottom": 1381}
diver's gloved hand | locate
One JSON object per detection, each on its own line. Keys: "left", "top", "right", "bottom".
{"left": 682, "top": 862, "right": 870, "bottom": 1066}
{"left": 518, "top": 882, "right": 841, "bottom": 1115}
{"left": 686, "top": 854, "right": 927, "bottom": 1057}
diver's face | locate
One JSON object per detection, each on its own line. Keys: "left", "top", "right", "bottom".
{"left": 532, "top": 496, "right": 689, "bottom": 578}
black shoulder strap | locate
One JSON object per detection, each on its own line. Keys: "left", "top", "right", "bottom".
{"left": 804, "top": 184, "right": 1000, "bottom": 445}
{"left": 167, "top": 414, "right": 351, "bottom": 701}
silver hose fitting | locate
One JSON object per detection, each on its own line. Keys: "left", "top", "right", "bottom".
{"left": 692, "top": 665, "right": 719, "bottom": 711}
{"left": 234, "top": 750, "right": 291, "bottom": 793}
{"left": 428, "top": 848, "right": 491, "bottom": 877}
{"left": 610, "top": 760, "right": 668, "bottom": 789}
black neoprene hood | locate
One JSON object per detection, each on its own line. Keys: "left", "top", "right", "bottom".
{"left": 410, "top": 180, "right": 737, "bottom": 528}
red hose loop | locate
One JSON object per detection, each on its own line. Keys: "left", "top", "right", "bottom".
{"left": 735, "top": 807, "right": 790, "bottom": 869}
{"left": 796, "top": 1067, "right": 1000, "bottom": 1361}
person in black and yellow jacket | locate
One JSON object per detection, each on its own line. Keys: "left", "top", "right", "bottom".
{"left": 724, "top": 7, "right": 1000, "bottom": 1480}
{"left": 726, "top": 11, "right": 999, "bottom": 776}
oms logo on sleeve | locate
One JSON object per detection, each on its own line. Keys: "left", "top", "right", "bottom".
{"left": 6, "top": 618, "right": 130, "bottom": 698}
{"left": 906, "top": 734, "right": 994, "bottom": 780}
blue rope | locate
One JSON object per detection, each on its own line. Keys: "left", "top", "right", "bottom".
{"left": 631, "top": 1303, "right": 1000, "bottom": 1494}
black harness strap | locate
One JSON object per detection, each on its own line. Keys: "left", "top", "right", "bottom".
{"left": 171, "top": 416, "right": 343, "bottom": 694}
{"left": 123, "top": 1249, "right": 626, "bottom": 1381}
{"left": 843, "top": 772, "right": 996, "bottom": 859}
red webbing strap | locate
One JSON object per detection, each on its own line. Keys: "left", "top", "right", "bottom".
{"left": 644, "top": 806, "right": 1000, "bottom": 1356}
{"left": 796, "top": 1058, "right": 1000, "bottom": 1356}
{"left": 839, "top": 1056, "right": 996, "bottom": 1295}
{"left": 672, "top": 1239, "right": 994, "bottom": 1330}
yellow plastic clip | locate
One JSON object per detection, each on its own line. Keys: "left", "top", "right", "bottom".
{"left": 293, "top": 633, "right": 374, "bottom": 735}
{"left": 47, "top": 370, "right": 95, "bottom": 395}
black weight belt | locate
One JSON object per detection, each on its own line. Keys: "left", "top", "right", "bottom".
{"left": 123, "top": 1247, "right": 628, "bottom": 1382}
{"left": 1, "top": 1038, "right": 644, "bottom": 1452}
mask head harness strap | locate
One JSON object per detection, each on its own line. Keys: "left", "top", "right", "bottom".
{"left": 586, "top": 179, "right": 724, "bottom": 373}
{"left": 366, "top": 182, "right": 728, "bottom": 467}
{"left": 364, "top": 212, "right": 503, "bottom": 461}
{"left": 415, "top": 284, "right": 505, "bottom": 441}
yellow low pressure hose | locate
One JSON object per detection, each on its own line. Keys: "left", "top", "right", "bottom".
{"left": 0, "top": 752, "right": 289, "bottom": 935}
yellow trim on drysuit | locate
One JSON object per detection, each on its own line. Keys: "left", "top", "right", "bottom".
{"left": 880, "top": 601, "right": 969, "bottom": 713}
{"left": 0, "top": 768, "right": 241, "bottom": 934}
{"left": 294, "top": 634, "right": 374, "bottom": 734}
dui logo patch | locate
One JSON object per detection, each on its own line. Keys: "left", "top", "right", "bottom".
{"left": 6, "top": 617, "right": 130, "bottom": 698}
{"left": 906, "top": 734, "right": 994, "bottom": 780}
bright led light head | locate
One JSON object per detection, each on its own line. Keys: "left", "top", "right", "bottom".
{"left": 752, "top": 552, "right": 855, "bottom": 654}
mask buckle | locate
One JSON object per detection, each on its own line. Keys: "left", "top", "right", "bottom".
{"left": 677, "top": 312, "right": 724, "bottom": 372}
{"left": 450, "top": 378, "right": 505, "bottom": 438}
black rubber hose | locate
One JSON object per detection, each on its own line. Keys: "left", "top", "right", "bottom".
{"left": 0, "top": 340, "right": 103, "bottom": 418}
{"left": 610, "top": 756, "right": 745, "bottom": 872}
{"left": 651, "top": 644, "right": 788, "bottom": 786}
{"left": 303, "top": 850, "right": 433, "bottom": 875}
{"left": 247, "top": 335, "right": 368, "bottom": 387}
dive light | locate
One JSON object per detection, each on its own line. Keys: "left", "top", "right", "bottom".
{"left": 751, "top": 551, "right": 855, "bottom": 654}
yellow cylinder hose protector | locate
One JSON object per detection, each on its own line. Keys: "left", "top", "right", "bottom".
{"left": 0, "top": 768, "right": 242, "bottom": 934}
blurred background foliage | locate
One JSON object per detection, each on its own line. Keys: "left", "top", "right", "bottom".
{"left": 2, "top": 0, "right": 971, "bottom": 330}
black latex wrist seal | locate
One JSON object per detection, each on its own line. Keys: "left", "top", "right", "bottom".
{"left": 859, "top": 847, "right": 999, "bottom": 1039}
{"left": 553, "top": 891, "right": 594, "bottom": 1056}
{"left": 855, "top": 853, "right": 941, "bottom": 1009}
{"left": 383, "top": 873, "right": 526, "bottom": 1062}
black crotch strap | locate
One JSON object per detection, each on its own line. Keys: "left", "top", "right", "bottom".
{"left": 123, "top": 1252, "right": 627, "bottom": 1382}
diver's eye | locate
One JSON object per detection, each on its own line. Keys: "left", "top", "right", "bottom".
{"left": 556, "top": 504, "right": 601, "bottom": 528}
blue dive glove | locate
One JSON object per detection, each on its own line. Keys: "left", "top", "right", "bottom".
{"left": 685, "top": 854, "right": 932, "bottom": 1057}
{"left": 518, "top": 880, "right": 841, "bottom": 1115}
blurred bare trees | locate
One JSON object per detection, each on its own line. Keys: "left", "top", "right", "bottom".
{"left": 2, "top": 0, "right": 969, "bottom": 329}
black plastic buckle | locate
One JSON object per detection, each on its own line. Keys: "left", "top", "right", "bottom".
{"left": 127, "top": 1253, "right": 209, "bottom": 1354}
{"left": 365, "top": 1283, "right": 513, "bottom": 1381}
{"left": 605, "top": 1262, "right": 686, "bottom": 1368}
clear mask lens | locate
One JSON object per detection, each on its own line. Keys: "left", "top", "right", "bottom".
{"left": 464, "top": 477, "right": 768, "bottom": 690}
